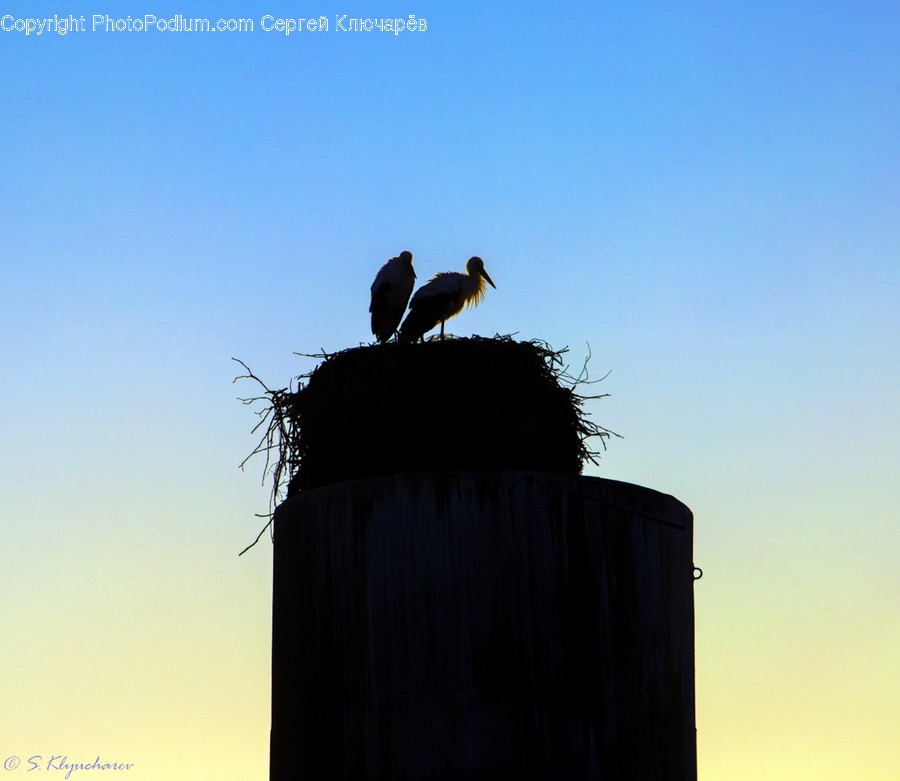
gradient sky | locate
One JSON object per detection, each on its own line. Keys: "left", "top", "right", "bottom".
{"left": 2, "top": 2, "right": 898, "bottom": 779}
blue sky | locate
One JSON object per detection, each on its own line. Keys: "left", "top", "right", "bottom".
{"left": 2, "top": 2, "right": 898, "bottom": 778}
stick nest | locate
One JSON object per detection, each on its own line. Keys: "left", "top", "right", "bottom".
{"left": 236, "top": 336, "right": 620, "bottom": 524}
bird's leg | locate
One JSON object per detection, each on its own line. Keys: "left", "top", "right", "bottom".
{"left": 440, "top": 321, "right": 445, "bottom": 341}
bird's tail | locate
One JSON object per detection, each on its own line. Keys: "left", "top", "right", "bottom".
{"left": 399, "top": 308, "right": 432, "bottom": 343}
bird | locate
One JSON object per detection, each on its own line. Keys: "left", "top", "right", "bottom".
{"left": 399, "top": 256, "right": 496, "bottom": 343}
{"left": 369, "top": 250, "right": 416, "bottom": 343}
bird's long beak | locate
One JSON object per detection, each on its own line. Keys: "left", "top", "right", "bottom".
{"left": 480, "top": 268, "right": 496, "bottom": 288}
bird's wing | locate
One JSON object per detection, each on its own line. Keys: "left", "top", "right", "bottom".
{"left": 369, "top": 279, "right": 391, "bottom": 314}
{"left": 369, "top": 258, "right": 397, "bottom": 314}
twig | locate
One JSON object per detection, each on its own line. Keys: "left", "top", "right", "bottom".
{"left": 238, "top": 514, "right": 274, "bottom": 556}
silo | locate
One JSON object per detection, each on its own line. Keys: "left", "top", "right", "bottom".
{"left": 267, "top": 340, "right": 696, "bottom": 780}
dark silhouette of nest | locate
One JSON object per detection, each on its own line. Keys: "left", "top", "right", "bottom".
{"left": 235, "top": 336, "right": 619, "bottom": 547}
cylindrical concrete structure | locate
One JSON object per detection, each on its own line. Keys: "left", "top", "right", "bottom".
{"left": 270, "top": 471, "right": 696, "bottom": 780}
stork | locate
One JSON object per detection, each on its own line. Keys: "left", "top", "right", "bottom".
{"left": 399, "top": 256, "right": 496, "bottom": 343}
{"left": 369, "top": 250, "right": 416, "bottom": 343}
